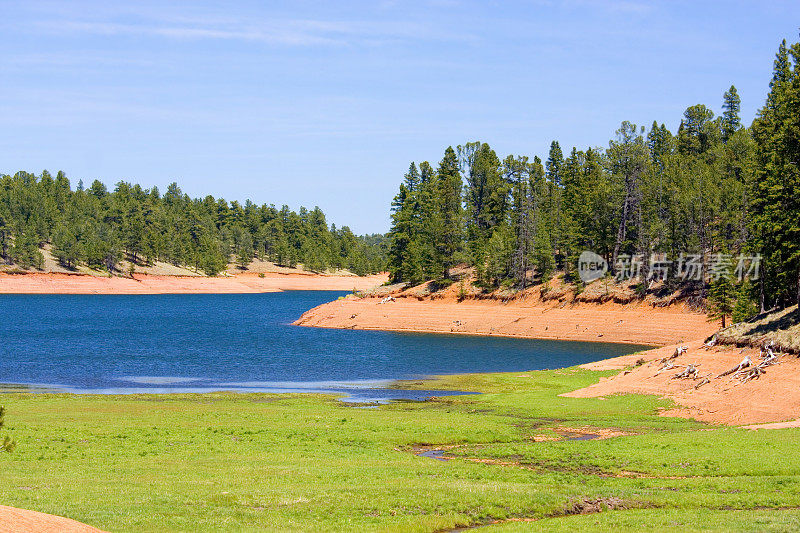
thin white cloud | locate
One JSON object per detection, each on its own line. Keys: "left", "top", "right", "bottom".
{"left": 33, "top": 14, "right": 474, "bottom": 47}
{"left": 44, "top": 20, "right": 346, "bottom": 46}
{"left": 528, "top": 0, "right": 655, "bottom": 15}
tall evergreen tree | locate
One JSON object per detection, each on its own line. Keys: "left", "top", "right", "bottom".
{"left": 545, "top": 141, "right": 564, "bottom": 269}
{"left": 528, "top": 156, "right": 554, "bottom": 280}
{"left": 751, "top": 38, "right": 800, "bottom": 308}
{"left": 506, "top": 155, "right": 531, "bottom": 286}
{"left": 721, "top": 85, "right": 742, "bottom": 142}
{"left": 435, "top": 147, "right": 464, "bottom": 279}
{"left": 387, "top": 182, "right": 413, "bottom": 283}
{"left": 708, "top": 275, "right": 736, "bottom": 328}
{"left": 608, "top": 121, "right": 648, "bottom": 273}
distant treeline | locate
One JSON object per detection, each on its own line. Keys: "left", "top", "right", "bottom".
{"left": 388, "top": 37, "right": 800, "bottom": 311}
{"left": 0, "top": 175, "right": 387, "bottom": 276}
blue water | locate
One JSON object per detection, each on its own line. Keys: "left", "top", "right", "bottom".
{"left": 0, "top": 291, "right": 648, "bottom": 401}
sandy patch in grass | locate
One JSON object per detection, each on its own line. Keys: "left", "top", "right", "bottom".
{"left": 0, "top": 505, "right": 103, "bottom": 533}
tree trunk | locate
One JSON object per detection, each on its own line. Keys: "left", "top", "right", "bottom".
{"left": 797, "top": 267, "right": 800, "bottom": 309}
{"left": 612, "top": 196, "right": 629, "bottom": 274}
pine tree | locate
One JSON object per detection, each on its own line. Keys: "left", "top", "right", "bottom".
{"left": 462, "top": 142, "right": 506, "bottom": 263}
{"left": 0, "top": 205, "right": 9, "bottom": 263}
{"left": 608, "top": 121, "right": 648, "bottom": 274}
{"left": 387, "top": 182, "right": 413, "bottom": 283}
{"left": 435, "top": 147, "right": 463, "bottom": 279}
{"left": 545, "top": 141, "right": 564, "bottom": 269}
{"left": 677, "top": 104, "right": 718, "bottom": 157}
{"left": 721, "top": 85, "right": 742, "bottom": 143}
{"left": 731, "top": 281, "right": 758, "bottom": 323}
{"left": 403, "top": 162, "right": 420, "bottom": 193}
{"left": 414, "top": 161, "right": 439, "bottom": 280}
{"left": 528, "top": 156, "right": 554, "bottom": 280}
{"left": 10, "top": 226, "right": 44, "bottom": 269}
{"left": 708, "top": 275, "right": 736, "bottom": 328}
{"left": 506, "top": 155, "right": 531, "bottom": 287}
{"left": 52, "top": 225, "right": 82, "bottom": 269}
{"left": 234, "top": 227, "right": 254, "bottom": 269}
{"left": 751, "top": 38, "right": 800, "bottom": 309}
{"left": 199, "top": 235, "right": 227, "bottom": 276}
{"left": 484, "top": 222, "right": 513, "bottom": 286}
{"left": 545, "top": 141, "right": 563, "bottom": 186}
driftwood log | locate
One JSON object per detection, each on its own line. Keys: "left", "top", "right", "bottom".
{"left": 662, "top": 346, "right": 688, "bottom": 363}
{"left": 656, "top": 361, "right": 677, "bottom": 375}
{"left": 694, "top": 377, "right": 711, "bottom": 389}
{"left": 717, "top": 356, "right": 752, "bottom": 378}
{"left": 734, "top": 364, "right": 766, "bottom": 383}
{"left": 672, "top": 364, "right": 700, "bottom": 380}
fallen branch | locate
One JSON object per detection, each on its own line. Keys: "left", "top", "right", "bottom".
{"left": 655, "top": 361, "right": 678, "bottom": 375}
{"left": 672, "top": 364, "right": 700, "bottom": 380}
{"left": 760, "top": 341, "right": 779, "bottom": 361}
{"left": 703, "top": 336, "right": 717, "bottom": 350}
{"left": 694, "top": 377, "right": 710, "bottom": 389}
{"left": 717, "top": 355, "right": 752, "bottom": 378}
{"left": 734, "top": 365, "right": 766, "bottom": 383}
{"left": 662, "top": 345, "right": 688, "bottom": 363}
{"left": 762, "top": 352, "right": 780, "bottom": 366}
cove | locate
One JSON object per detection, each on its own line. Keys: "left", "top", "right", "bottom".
{"left": 0, "top": 291, "right": 649, "bottom": 401}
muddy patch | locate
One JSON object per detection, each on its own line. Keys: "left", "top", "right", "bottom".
{"left": 417, "top": 448, "right": 449, "bottom": 461}
{"left": 444, "top": 498, "right": 655, "bottom": 531}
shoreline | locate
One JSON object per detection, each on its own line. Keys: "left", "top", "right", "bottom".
{"left": 294, "top": 295, "right": 800, "bottom": 426}
{"left": 294, "top": 295, "right": 718, "bottom": 347}
{"left": 301, "top": 322, "right": 658, "bottom": 346}
{"left": 5, "top": 281, "right": 797, "bottom": 428}
{"left": 0, "top": 271, "right": 388, "bottom": 294}
{"left": 3, "top": 338, "right": 798, "bottom": 428}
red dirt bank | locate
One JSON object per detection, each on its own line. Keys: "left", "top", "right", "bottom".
{"left": 567, "top": 339, "right": 800, "bottom": 426}
{"left": 0, "top": 272, "right": 388, "bottom": 294}
{"left": 295, "top": 295, "right": 716, "bottom": 346}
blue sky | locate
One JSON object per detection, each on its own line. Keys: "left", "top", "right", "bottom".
{"left": 1, "top": 1, "right": 798, "bottom": 233}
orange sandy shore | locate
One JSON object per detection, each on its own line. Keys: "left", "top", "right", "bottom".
{"left": 0, "top": 272, "right": 388, "bottom": 294}
{"left": 0, "top": 505, "right": 104, "bottom": 533}
{"left": 294, "top": 296, "right": 718, "bottom": 346}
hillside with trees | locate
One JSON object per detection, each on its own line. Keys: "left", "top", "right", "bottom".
{"left": 0, "top": 176, "right": 387, "bottom": 276}
{"left": 388, "top": 37, "right": 800, "bottom": 318}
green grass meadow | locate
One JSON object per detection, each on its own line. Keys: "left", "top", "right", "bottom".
{"left": 1, "top": 367, "right": 799, "bottom": 532}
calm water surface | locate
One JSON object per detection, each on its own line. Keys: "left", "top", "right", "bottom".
{"left": 0, "top": 291, "right": 648, "bottom": 401}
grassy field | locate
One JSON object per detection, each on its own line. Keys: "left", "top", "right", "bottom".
{"left": 1, "top": 367, "right": 799, "bottom": 532}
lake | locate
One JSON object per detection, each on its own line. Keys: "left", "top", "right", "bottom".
{"left": 0, "top": 291, "right": 648, "bottom": 401}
